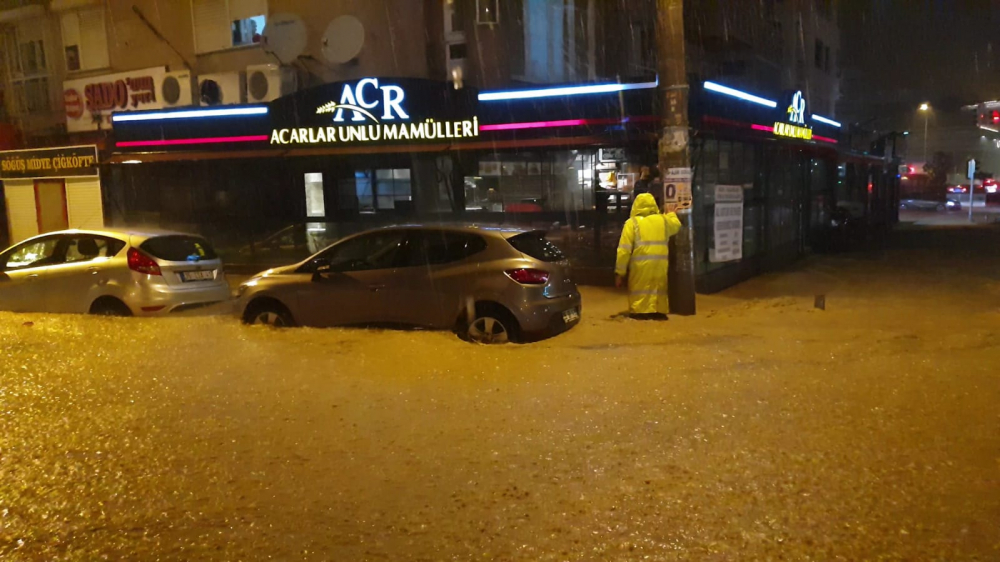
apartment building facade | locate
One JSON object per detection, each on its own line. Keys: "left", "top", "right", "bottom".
{"left": 1, "top": 0, "right": 886, "bottom": 294}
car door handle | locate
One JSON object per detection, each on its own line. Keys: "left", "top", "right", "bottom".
{"left": 87, "top": 266, "right": 99, "bottom": 275}
{"left": 26, "top": 274, "right": 39, "bottom": 281}
{"left": 367, "top": 284, "right": 386, "bottom": 292}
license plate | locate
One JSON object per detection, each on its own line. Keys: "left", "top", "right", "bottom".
{"left": 562, "top": 308, "right": 580, "bottom": 324}
{"left": 180, "top": 270, "right": 214, "bottom": 282}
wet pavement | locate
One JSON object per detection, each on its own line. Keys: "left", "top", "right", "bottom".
{"left": 1, "top": 228, "right": 999, "bottom": 560}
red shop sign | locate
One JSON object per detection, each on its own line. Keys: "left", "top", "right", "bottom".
{"left": 64, "top": 88, "right": 83, "bottom": 119}
{"left": 83, "top": 76, "right": 156, "bottom": 112}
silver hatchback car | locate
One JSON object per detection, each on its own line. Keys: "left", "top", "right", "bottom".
{"left": 0, "top": 228, "right": 230, "bottom": 316}
{"left": 236, "top": 225, "right": 582, "bottom": 343}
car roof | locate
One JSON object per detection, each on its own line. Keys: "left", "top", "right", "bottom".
{"left": 363, "top": 223, "right": 537, "bottom": 239}
{"left": 9, "top": 227, "right": 203, "bottom": 246}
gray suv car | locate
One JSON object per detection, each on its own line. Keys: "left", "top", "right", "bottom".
{"left": 236, "top": 225, "right": 581, "bottom": 343}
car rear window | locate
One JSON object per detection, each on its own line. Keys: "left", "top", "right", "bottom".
{"left": 508, "top": 232, "right": 566, "bottom": 262}
{"left": 140, "top": 235, "right": 218, "bottom": 262}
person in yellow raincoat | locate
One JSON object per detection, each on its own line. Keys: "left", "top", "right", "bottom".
{"left": 614, "top": 193, "right": 683, "bottom": 319}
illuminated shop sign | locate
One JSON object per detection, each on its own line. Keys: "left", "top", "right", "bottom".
{"left": 773, "top": 90, "right": 813, "bottom": 140}
{"left": 773, "top": 122, "right": 813, "bottom": 140}
{"left": 0, "top": 145, "right": 98, "bottom": 180}
{"left": 268, "top": 78, "right": 480, "bottom": 146}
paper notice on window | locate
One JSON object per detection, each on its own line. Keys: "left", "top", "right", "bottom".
{"left": 710, "top": 185, "right": 744, "bottom": 263}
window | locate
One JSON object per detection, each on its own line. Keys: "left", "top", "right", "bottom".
{"left": 404, "top": 231, "right": 487, "bottom": 267}
{"left": 304, "top": 173, "right": 326, "bottom": 218}
{"left": 375, "top": 169, "right": 413, "bottom": 211}
{"left": 477, "top": 0, "right": 499, "bottom": 24}
{"left": 318, "top": 231, "right": 407, "bottom": 272}
{"left": 464, "top": 150, "right": 597, "bottom": 213}
{"left": 445, "top": 0, "right": 466, "bottom": 39}
{"left": 814, "top": 39, "right": 824, "bottom": 69}
{"left": 63, "top": 236, "right": 125, "bottom": 263}
{"left": 60, "top": 8, "right": 109, "bottom": 72}
{"left": 508, "top": 232, "right": 566, "bottom": 262}
{"left": 140, "top": 236, "right": 218, "bottom": 261}
{"left": 355, "top": 171, "right": 375, "bottom": 213}
{"left": 2, "top": 20, "right": 51, "bottom": 114}
{"left": 192, "top": 0, "right": 266, "bottom": 54}
{"left": 2, "top": 237, "right": 59, "bottom": 271}
{"left": 521, "top": 0, "right": 595, "bottom": 83}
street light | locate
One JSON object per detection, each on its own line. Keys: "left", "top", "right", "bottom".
{"left": 919, "top": 103, "right": 931, "bottom": 162}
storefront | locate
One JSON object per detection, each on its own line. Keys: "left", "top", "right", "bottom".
{"left": 104, "top": 76, "right": 893, "bottom": 290}
{"left": 0, "top": 145, "right": 103, "bottom": 246}
{"left": 106, "top": 76, "right": 659, "bottom": 256}
{"left": 688, "top": 81, "right": 896, "bottom": 291}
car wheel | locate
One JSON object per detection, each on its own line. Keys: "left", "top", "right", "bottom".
{"left": 90, "top": 297, "right": 132, "bottom": 317}
{"left": 936, "top": 203, "right": 946, "bottom": 212}
{"left": 244, "top": 299, "right": 294, "bottom": 327}
{"left": 465, "top": 304, "right": 519, "bottom": 344}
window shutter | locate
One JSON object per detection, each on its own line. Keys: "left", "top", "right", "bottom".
{"left": 61, "top": 11, "right": 81, "bottom": 51}
{"left": 192, "top": 0, "right": 231, "bottom": 53}
{"left": 229, "top": 0, "right": 267, "bottom": 21}
{"left": 78, "top": 8, "right": 109, "bottom": 70}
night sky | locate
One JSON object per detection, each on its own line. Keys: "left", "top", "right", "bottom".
{"left": 839, "top": 0, "right": 1000, "bottom": 124}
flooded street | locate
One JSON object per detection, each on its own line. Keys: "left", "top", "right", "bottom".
{"left": 2, "top": 228, "right": 999, "bottom": 561}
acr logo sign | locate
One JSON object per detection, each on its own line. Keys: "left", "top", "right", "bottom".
{"left": 787, "top": 91, "right": 806, "bottom": 125}
{"left": 316, "top": 78, "right": 408, "bottom": 123}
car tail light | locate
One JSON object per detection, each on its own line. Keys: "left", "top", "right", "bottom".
{"left": 505, "top": 268, "right": 549, "bottom": 285}
{"left": 127, "top": 247, "right": 162, "bottom": 276}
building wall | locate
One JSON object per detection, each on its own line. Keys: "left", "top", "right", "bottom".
{"left": 780, "top": 0, "right": 840, "bottom": 117}
{"left": 1, "top": 0, "right": 433, "bottom": 143}
{"left": 686, "top": 0, "right": 840, "bottom": 117}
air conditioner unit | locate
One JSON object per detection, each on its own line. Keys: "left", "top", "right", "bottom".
{"left": 245, "top": 63, "right": 297, "bottom": 103}
{"left": 198, "top": 71, "right": 246, "bottom": 106}
{"left": 160, "top": 70, "right": 195, "bottom": 108}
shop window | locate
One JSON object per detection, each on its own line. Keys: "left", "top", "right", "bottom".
{"left": 192, "top": 0, "right": 266, "bottom": 54}
{"left": 354, "top": 169, "right": 412, "bottom": 213}
{"left": 3, "top": 20, "right": 51, "bottom": 114}
{"left": 464, "top": 150, "right": 598, "bottom": 213}
{"left": 60, "top": 8, "right": 109, "bottom": 72}
{"left": 304, "top": 173, "right": 325, "bottom": 218}
{"left": 355, "top": 171, "right": 374, "bottom": 213}
{"left": 376, "top": 169, "right": 412, "bottom": 210}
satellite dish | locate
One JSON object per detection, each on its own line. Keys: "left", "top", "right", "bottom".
{"left": 322, "top": 15, "right": 365, "bottom": 64}
{"left": 262, "top": 13, "right": 307, "bottom": 64}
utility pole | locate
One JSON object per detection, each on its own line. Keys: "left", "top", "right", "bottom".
{"left": 656, "top": 0, "right": 696, "bottom": 315}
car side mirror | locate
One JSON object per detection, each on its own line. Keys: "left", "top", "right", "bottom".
{"left": 311, "top": 263, "right": 332, "bottom": 282}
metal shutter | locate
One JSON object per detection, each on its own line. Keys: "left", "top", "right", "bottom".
{"left": 4, "top": 180, "right": 39, "bottom": 245}
{"left": 65, "top": 176, "right": 104, "bottom": 230}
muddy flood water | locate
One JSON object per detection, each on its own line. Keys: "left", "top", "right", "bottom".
{"left": 1, "top": 228, "right": 999, "bottom": 560}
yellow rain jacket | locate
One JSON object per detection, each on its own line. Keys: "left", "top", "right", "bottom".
{"left": 615, "top": 193, "right": 683, "bottom": 314}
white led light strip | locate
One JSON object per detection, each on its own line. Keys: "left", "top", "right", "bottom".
{"left": 112, "top": 106, "right": 268, "bottom": 122}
